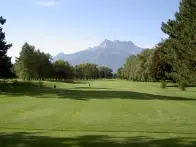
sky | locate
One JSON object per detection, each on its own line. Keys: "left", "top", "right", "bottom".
{"left": 1, "top": 0, "right": 180, "bottom": 61}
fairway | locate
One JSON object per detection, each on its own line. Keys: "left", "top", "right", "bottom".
{"left": 0, "top": 80, "right": 196, "bottom": 147}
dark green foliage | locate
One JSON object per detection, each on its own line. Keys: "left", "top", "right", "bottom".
{"left": 150, "top": 40, "right": 173, "bottom": 81}
{"left": 15, "top": 43, "right": 53, "bottom": 80}
{"left": 15, "top": 43, "right": 113, "bottom": 81}
{"left": 179, "top": 82, "right": 186, "bottom": 91}
{"left": 118, "top": 0, "right": 196, "bottom": 89}
{"left": 52, "top": 61, "right": 113, "bottom": 80}
{"left": 161, "top": 0, "right": 196, "bottom": 85}
{"left": 0, "top": 80, "right": 7, "bottom": 91}
{"left": 53, "top": 60, "right": 74, "bottom": 80}
{"left": 98, "top": 66, "right": 113, "bottom": 79}
{"left": 116, "top": 67, "right": 124, "bottom": 79}
{"left": 11, "top": 80, "right": 18, "bottom": 88}
{"left": 14, "top": 45, "right": 114, "bottom": 81}
{"left": 161, "top": 81, "right": 167, "bottom": 89}
{"left": 0, "top": 16, "right": 13, "bottom": 79}
{"left": 74, "top": 63, "right": 99, "bottom": 80}
{"left": 117, "top": 49, "right": 155, "bottom": 82}
{"left": 38, "top": 80, "right": 43, "bottom": 87}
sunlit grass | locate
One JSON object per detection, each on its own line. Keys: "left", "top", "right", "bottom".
{"left": 0, "top": 80, "right": 196, "bottom": 146}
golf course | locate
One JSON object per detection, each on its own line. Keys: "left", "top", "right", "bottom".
{"left": 1, "top": 0, "right": 196, "bottom": 146}
{"left": 0, "top": 80, "right": 196, "bottom": 147}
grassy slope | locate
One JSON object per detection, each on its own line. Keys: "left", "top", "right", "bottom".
{"left": 0, "top": 80, "right": 196, "bottom": 147}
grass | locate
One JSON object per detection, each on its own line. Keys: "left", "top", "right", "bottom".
{"left": 0, "top": 79, "right": 196, "bottom": 147}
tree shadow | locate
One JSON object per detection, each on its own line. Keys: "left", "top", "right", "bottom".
{"left": 47, "top": 80, "right": 86, "bottom": 84}
{"left": 73, "top": 87, "right": 111, "bottom": 90}
{"left": 0, "top": 132, "right": 196, "bottom": 147}
{"left": 167, "top": 84, "right": 196, "bottom": 88}
{"left": 0, "top": 81, "right": 195, "bottom": 101}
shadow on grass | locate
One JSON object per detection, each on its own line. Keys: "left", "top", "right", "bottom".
{"left": 0, "top": 81, "right": 195, "bottom": 101}
{"left": 48, "top": 80, "right": 87, "bottom": 84}
{"left": 73, "top": 87, "right": 111, "bottom": 90}
{"left": 167, "top": 84, "right": 196, "bottom": 88}
{"left": 0, "top": 132, "right": 196, "bottom": 147}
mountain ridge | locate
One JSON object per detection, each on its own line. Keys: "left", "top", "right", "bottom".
{"left": 53, "top": 39, "right": 143, "bottom": 71}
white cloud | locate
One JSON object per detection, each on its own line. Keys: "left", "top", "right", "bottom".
{"left": 37, "top": 0, "right": 60, "bottom": 7}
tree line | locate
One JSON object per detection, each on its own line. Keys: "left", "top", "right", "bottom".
{"left": 117, "top": 47, "right": 173, "bottom": 82}
{"left": 117, "top": 0, "right": 196, "bottom": 90}
{"left": 13, "top": 42, "right": 113, "bottom": 80}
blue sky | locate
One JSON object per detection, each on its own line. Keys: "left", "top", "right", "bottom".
{"left": 1, "top": 0, "right": 180, "bottom": 60}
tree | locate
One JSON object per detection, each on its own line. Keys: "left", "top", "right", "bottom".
{"left": 15, "top": 43, "right": 54, "bottom": 80}
{"left": 34, "top": 50, "right": 54, "bottom": 80}
{"left": 137, "top": 49, "right": 155, "bottom": 81}
{"left": 0, "top": 16, "right": 13, "bottom": 78}
{"left": 15, "top": 43, "right": 37, "bottom": 80}
{"left": 116, "top": 67, "right": 124, "bottom": 79}
{"left": 53, "top": 60, "right": 74, "bottom": 80}
{"left": 98, "top": 66, "right": 113, "bottom": 79}
{"left": 122, "top": 55, "right": 136, "bottom": 80}
{"left": 120, "top": 49, "right": 155, "bottom": 82}
{"left": 74, "top": 65, "right": 84, "bottom": 79}
{"left": 150, "top": 40, "right": 173, "bottom": 81}
{"left": 73, "top": 63, "right": 99, "bottom": 80}
{"left": 161, "top": 0, "right": 196, "bottom": 86}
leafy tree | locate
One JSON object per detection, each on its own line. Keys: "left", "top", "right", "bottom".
{"left": 134, "top": 50, "right": 150, "bottom": 81}
{"left": 122, "top": 55, "right": 137, "bottom": 80}
{"left": 120, "top": 49, "right": 155, "bottom": 82}
{"left": 53, "top": 60, "right": 74, "bottom": 80}
{"left": 74, "top": 65, "right": 84, "bottom": 79}
{"left": 150, "top": 40, "right": 173, "bottom": 81}
{"left": 0, "top": 16, "right": 13, "bottom": 78}
{"left": 161, "top": 0, "right": 196, "bottom": 86}
{"left": 117, "top": 0, "right": 196, "bottom": 90}
{"left": 81, "top": 63, "right": 98, "bottom": 80}
{"left": 15, "top": 43, "right": 37, "bottom": 80}
{"left": 73, "top": 63, "right": 99, "bottom": 80}
{"left": 116, "top": 67, "right": 124, "bottom": 79}
{"left": 98, "top": 66, "right": 113, "bottom": 79}
{"left": 15, "top": 43, "right": 54, "bottom": 80}
{"left": 34, "top": 50, "right": 54, "bottom": 80}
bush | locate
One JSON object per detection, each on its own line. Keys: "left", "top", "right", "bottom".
{"left": 38, "top": 80, "right": 43, "bottom": 87}
{"left": 161, "top": 81, "right": 167, "bottom": 89}
{"left": 11, "top": 80, "right": 18, "bottom": 87}
{"left": 179, "top": 83, "right": 186, "bottom": 91}
{"left": 0, "top": 80, "right": 9, "bottom": 91}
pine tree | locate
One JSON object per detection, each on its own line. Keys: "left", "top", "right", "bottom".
{"left": 0, "top": 16, "right": 12, "bottom": 78}
{"left": 161, "top": 0, "right": 196, "bottom": 86}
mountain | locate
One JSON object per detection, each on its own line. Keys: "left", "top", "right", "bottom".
{"left": 53, "top": 39, "right": 143, "bottom": 72}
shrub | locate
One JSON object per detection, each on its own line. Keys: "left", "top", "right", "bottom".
{"left": 179, "top": 83, "right": 186, "bottom": 91}
{"left": 11, "top": 80, "right": 18, "bottom": 87}
{"left": 0, "top": 80, "right": 8, "bottom": 91}
{"left": 38, "top": 80, "right": 43, "bottom": 87}
{"left": 161, "top": 81, "right": 167, "bottom": 89}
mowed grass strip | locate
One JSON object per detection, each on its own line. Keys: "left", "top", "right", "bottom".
{"left": 0, "top": 80, "right": 196, "bottom": 146}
